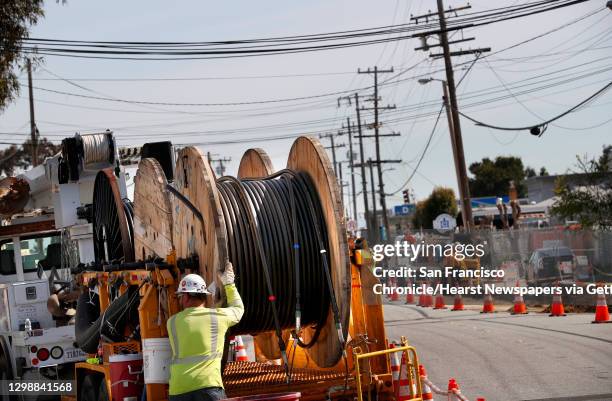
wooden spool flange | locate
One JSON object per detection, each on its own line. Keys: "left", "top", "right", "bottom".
{"left": 286, "top": 136, "right": 350, "bottom": 368}
{"left": 133, "top": 158, "right": 174, "bottom": 261}
{"left": 173, "top": 147, "right": 228, "bottom": 303}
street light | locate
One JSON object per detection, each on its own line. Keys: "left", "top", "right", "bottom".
{"left": 418, "top": 76, "right": 470, "bottom": 230}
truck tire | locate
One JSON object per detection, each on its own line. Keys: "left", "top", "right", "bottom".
{"left": 80, "top": 375, "right": 101, "bottom": 401}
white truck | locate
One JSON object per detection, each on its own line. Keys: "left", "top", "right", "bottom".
{"left": 0, "top": 132, "right": 129, "bottom": 388}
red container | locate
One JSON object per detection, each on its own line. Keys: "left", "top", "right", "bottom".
{"left": 109, "top": 353, "right": 144, "bottom": 401}
{"left": 223, "top": 392, "right": 301, "bottom": 401}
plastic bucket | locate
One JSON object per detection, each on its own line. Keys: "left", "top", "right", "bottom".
{"left": 109, "top": 354, "right": 143, "bottom": 401}
{"left": 222, "top": 392, "right": 301, "bottom": 401}
{"left": 142, "top": 338, "right": 172, "bottom": 384}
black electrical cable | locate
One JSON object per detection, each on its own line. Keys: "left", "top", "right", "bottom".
{"left": 459, "top": 81, "right": 612, "bottom": 131}
{"left": 216, "top": 171, "right": 332, "bottom": 336}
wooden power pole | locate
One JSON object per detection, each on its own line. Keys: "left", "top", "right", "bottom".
{"left": 27, "top": 59, "right": 38, "bottom": 166}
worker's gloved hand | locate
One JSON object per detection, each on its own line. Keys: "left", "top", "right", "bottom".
{"left": 220, "top": 261, "right": 235, "bottom": 285}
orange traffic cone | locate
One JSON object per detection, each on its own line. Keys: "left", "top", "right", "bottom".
{"left": 390, "top": 278, "right": 400, "bottom": 302}
{"left": 419, "top": 365, "right": 434, "bottom": 400}
{"left": 481, "top": 294, "right": 496, "bottom": 313}
{"left": 512, "top": 293, "right": 528, "bottom": 315}
{"left": 423, "top": 284, "right": 434, "bottom": 307}
{"left": 448, "top": 379, "right": 460, "bottom": 401}
{"left": 592, "top": 291, "right": 611, "bottom": 324}
{"left": 397, "top": 353, "right": 412, "bottom": 401}
{"left": 434, "top": 293, "right": 447, "bottom": 309}
{"left": 235, "top": 336, "right": 249, "bottom": 362}
{"left": 451, "top": 293, "right": 465, "bottom": 311}
{"left": 549, "top": 293, "right": 566, "bottom": 317}
{"left": 389, "top": 343, "right": 401, "bottom": 395}
{"left": 405, "top": 291, "right": 415, "bottom": 304}
{"left": 417, "top": 291, "right": 427, "bottom": 306}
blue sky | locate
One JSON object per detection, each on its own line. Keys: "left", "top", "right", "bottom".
{"left": 1, "top": 0, "right": 611, "bottom": 215}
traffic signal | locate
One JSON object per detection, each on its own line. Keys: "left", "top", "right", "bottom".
{"left": 402, "top": 189, "right": 410, "bottom": 204}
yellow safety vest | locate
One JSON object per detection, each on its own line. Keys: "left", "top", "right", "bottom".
{"left": 167, "top": 283, "right": 244, "bottom": 395}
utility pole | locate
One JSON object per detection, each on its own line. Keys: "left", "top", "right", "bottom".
{"left": 207, "top": 152, "right": 231, "bottom": 176}
{"left": 412, "top": 2, "right": 490, "bottom": 232}
{"left": 339, "top": 93, "right": 371, "bottom": 238}
{"left": 27, "top": 59, "right": 38, "bottom": 166}
{"left": 320, "top": 133, "right": 345, "bottom": 179}
{"left": 354, "top": 94, "right": 369, "bottom": 235}
{"left": 367, "top": 158, "right": 378, "bottom": 243}
{"left": 341, "top": 118, "right": 358, "bottom": 223}
{"left": 358, "top": 66, "right": 398, "bottom": 242}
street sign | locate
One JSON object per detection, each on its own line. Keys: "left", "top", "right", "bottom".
{"left": 433, "top": 213, "right": 457, "bottom": 231}
{"left": 394, "top": 204, "right": 415, "bottom": 216}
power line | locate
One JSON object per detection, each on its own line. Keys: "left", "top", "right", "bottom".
{"left": 459, "top": 81, "right": 612, "bottom": 134}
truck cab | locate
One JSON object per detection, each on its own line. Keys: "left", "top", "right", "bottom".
{"left": 0, "top": 220, "right": 87, "bottom": 382}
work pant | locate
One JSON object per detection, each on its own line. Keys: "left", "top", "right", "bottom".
{"left": 169, "top": 387, "right": 226, "bottom": 401}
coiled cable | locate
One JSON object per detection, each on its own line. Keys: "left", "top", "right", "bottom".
{"left": 217, "top": 170, "right": 331, "bottom": 335}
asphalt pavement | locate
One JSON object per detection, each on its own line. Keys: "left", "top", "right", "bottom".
{"left": 383, "top": 300, "right": 612, "bottom": 401}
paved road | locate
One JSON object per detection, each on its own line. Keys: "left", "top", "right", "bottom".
{"left": 383, "top": 301, "right": 612, "bottom": 401}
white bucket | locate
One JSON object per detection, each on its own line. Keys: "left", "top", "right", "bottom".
{"left": 142, "top": 337, "right": 172, "bottom": 384}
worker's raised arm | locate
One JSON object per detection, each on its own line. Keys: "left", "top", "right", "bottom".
{"left": 219, "top": 262, "right": 244, "bottom": 325}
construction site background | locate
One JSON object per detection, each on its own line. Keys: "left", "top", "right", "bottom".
{"left": 390, "top": 227, "right": 612, "bottom": 306}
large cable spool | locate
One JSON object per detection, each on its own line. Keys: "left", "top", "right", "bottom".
{"left": 92, "top": 169, "right": 135, "bottom": 264}
{"left": 171, "top": 137, "right": 349, "bottom": 368}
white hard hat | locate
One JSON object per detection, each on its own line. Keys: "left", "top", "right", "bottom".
{"left": 176, "top": 274, "right": 211, "bottom": 295}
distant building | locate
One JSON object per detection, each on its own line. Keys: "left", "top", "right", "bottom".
{"left": 526, "top": 172, "right": 612, "bottom": 203}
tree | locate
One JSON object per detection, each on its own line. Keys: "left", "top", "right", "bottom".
{"left": 539, "top": 167, "right": 549, "bottom": 176}
{"left": 468, "top": 156, "right": 547, "bottom": 198}
{"left": 1, "top": 0, "right": 45, "bottom": 111}
{"left": 411, "top": 187, "right": 458, "bottom": 229}
{"left": 0, "top": 138, "right": 60, "bottom": 177}
{"left": 550, "top": 145, "right": 612, "bottom": 229}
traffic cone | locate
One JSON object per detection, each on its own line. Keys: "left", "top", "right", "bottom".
{"left": 417, "top": 284, "right": 427, "bottom": 307}
{"left": 434, "top": 293, "right": 447, "bottom": 309}
{"left": 419, "top": 365, "right": 434, "bottom": 400}
{"left": 235, "top": 336, "right": 249, "bottom": 362}
{"left": 397, "top": 353, "right": 412, "bottom": 401}
{"left": 481, "top": 293, "right": 496, "bottom": 313}
{"left": 390, "top": 278, "right": 400, "bottom": 302}
{"left": 389, "top": 343, "right": 400, "bottom": 395}
{"left": 448, "top": 379, "right": 460, "bottom": 401}
{"left": 405, "top": 291, "right": 415, "bottom": 304}
{"left": 423, "top": 284, "right": 434, "bottom": 307}
{"left": 549, "top": 293, "right": 566, "bottom": 317}
{"left": 512, "top": 293, "right": 528, "bottom": 315}
{"left": 592, "top": 291, "right": 611, "bottom": 324}
{"left": 451, "top": 294, "right": 465, "bottom": 311}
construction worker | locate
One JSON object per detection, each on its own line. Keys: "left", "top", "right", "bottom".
{"left": 167, "top": 262, "right": 243, "bottom": 401}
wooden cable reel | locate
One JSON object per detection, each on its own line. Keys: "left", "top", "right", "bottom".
{"left": 132, "top": 137, "right": 350, "bottom": 368}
